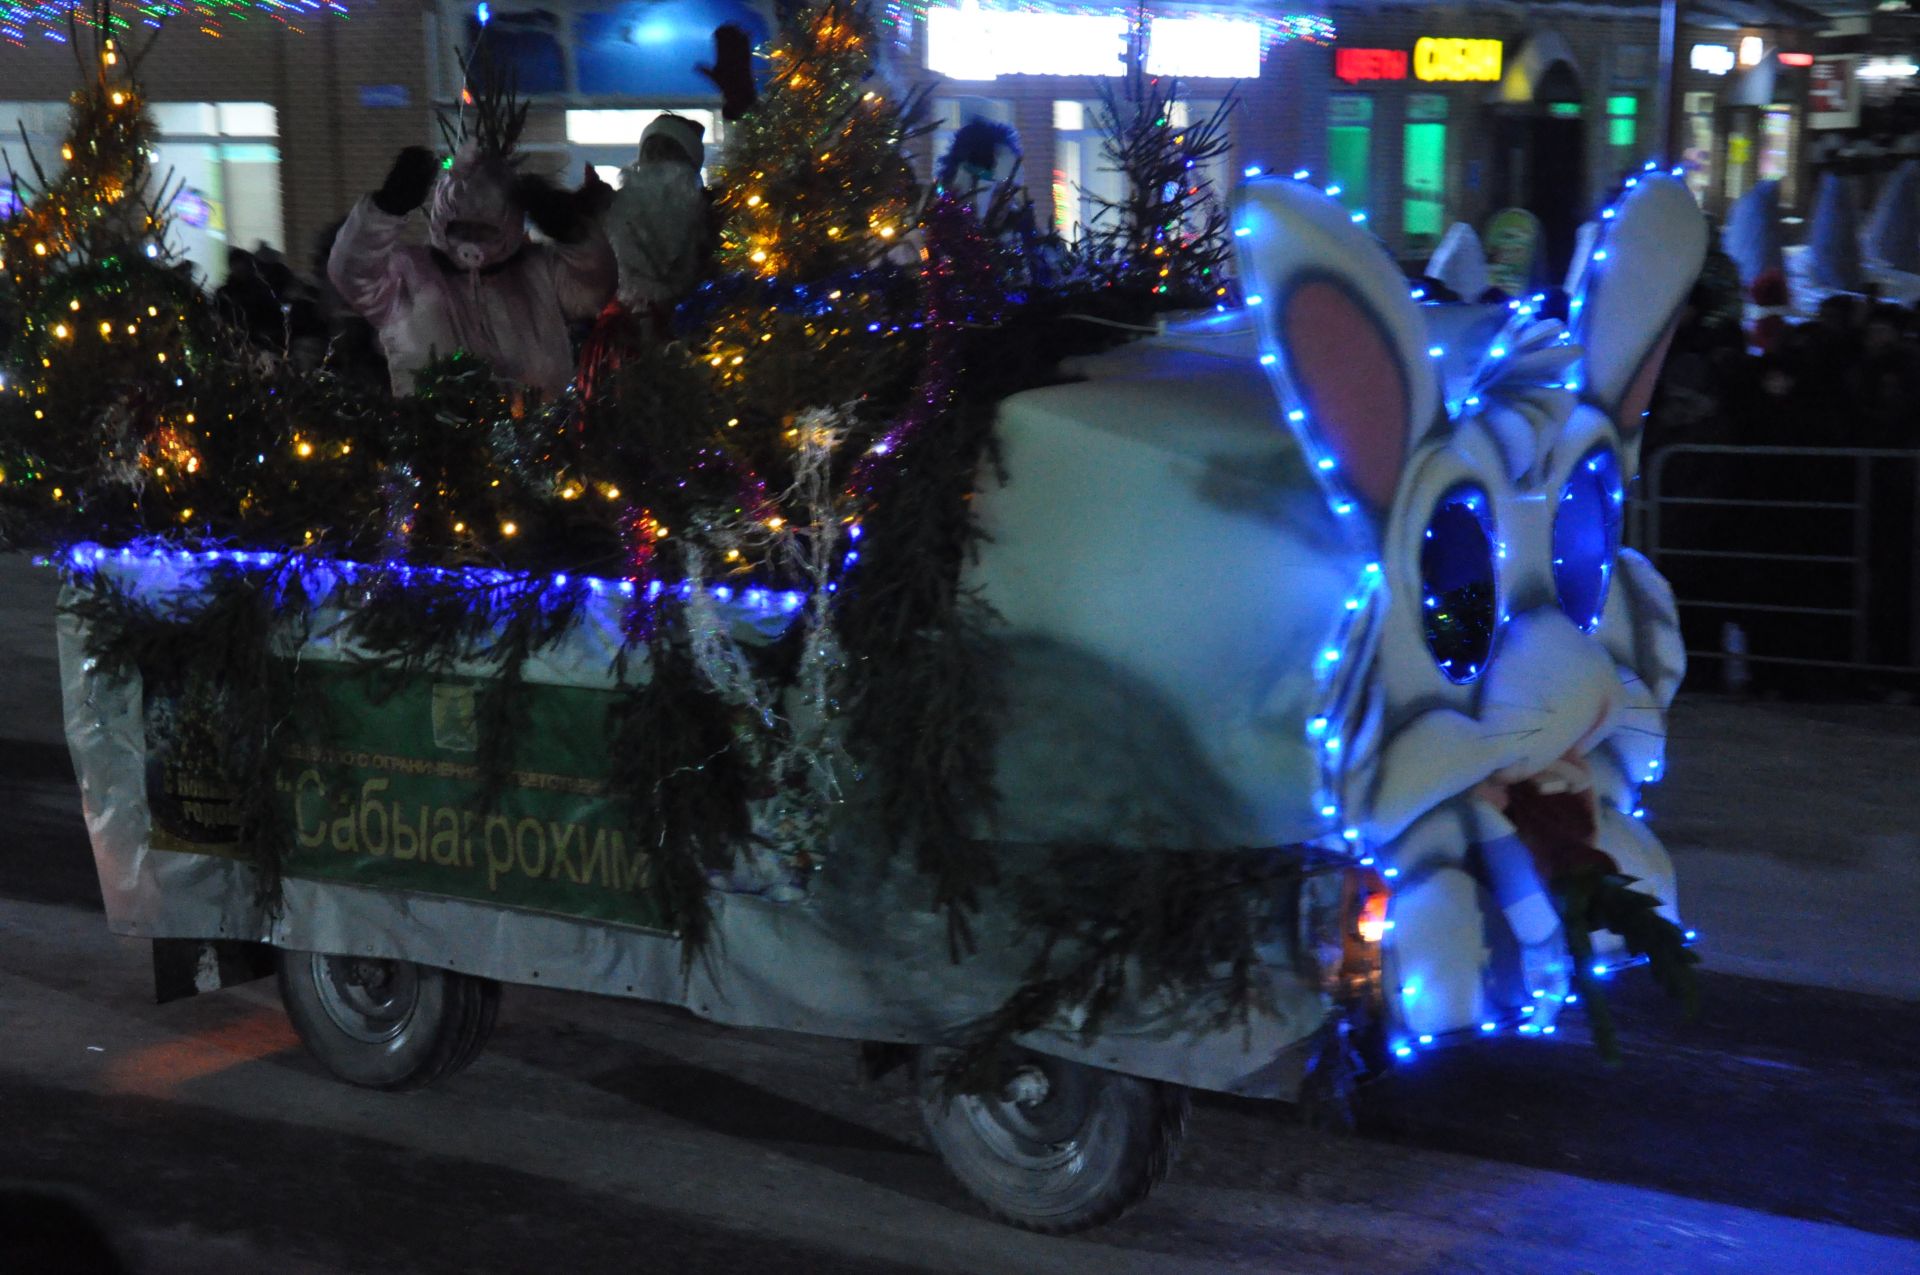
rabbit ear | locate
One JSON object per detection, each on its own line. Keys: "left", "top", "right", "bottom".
{"left": 1571, "top": 173, "right": 1707, "bottom": 438}
{"left": 1233, "top": 178, "right": 1440, "bottom": 523}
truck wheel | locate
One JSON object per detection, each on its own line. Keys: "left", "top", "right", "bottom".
{"left": 277, "top": 949, "right": 499, "bottom": 1091}
{"left": 917, "top": 1046, "right": 1189, "bottom": 1234}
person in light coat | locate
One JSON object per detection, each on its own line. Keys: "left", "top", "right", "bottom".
{"left": 329, "top": 141, "right": 616, "bottom": 397}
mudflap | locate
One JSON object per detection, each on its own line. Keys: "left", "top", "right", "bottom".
{"left": 152, "top": 938, "right": 276, "bottom": 1005}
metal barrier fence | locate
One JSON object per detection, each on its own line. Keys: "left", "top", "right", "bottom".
{"left": 1631, "top": 445, "right": 1920, "bottom": 678}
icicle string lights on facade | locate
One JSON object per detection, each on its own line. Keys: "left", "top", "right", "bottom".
{"left": 0, "top": 0, "right": 351, "bottom": 46}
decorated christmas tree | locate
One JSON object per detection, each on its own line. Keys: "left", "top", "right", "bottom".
{"left": 686, "top": 0, "right": 931, "bottom": 460}
{"left": 1085, "top": 72, "right": 1238, "bottom": 307}
{"left": 0, "top": 6, "right": 219, "bottom": 537}
{"left": 711, "top": 1, "right": 919, "bottom": 284}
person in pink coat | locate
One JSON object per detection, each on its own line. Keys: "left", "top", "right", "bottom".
{"left": 329, "top": 140, "right": 616, "bottom": 397}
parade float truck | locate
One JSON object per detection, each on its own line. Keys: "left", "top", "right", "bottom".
{"left": 57, "top": 174, "right": 1705, "bottom": 1233}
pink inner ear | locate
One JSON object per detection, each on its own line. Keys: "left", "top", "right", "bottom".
{"left": 1618, "top": 320, "right": 1679, "bottom": 436}
{"left": 1283, "top": 279, "right": 1407, "bottom": 510}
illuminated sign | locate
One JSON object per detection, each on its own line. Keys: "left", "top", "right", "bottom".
{"left": 1146, "top": 16, "right": 1263, "bottom": 78}
{"left": 1810, "top": 55, "right": 1860, "bottom": 130}
{"left": 1738, "top": 35, "right": 1763, "bottom": 68}
{"left": 1859, "top": 55, "right": 1919, "bottom": 80}
{"left": 1778, "top": 52, "right": 1814, "bottom": 68}
{"left": 925, "top": 6, "right": 1262, "bottom": 80}
{"left": 1691, "top": 43, "right": 1735, "bottom": 76}
{"left": 1335, "top": 47, "right": 1407, "bottom": 83}
{"left": 1412, "top": 37, "right": 1501, "bottom": 83}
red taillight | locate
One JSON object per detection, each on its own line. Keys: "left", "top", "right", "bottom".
{"left": 1355, "top": 882, "right": 1391, "bottom": 945}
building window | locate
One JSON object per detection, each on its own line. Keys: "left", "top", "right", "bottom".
{"left": 1327, "top": 93, "right": 1372, "bottom": 214}
{"left": 1049, "top": 97, "right": 1229, "bottom": 241}
{"left": 564, "top": 107, "right": 721, "bottom": 183}
{"left": 1759, "top": 104, "right": 1796, "bottom": 204}
{"left": 572, "top": 1, "right": 772, "bottom": 98}
{"left": 931, "top": 96, "right": 1013, "bottom": 185}
{"left": 1606, "top": 95, "right": 1638, "bottom": 148}
{"left": 446, "top": 0, "right": 774, "bottom": 103}
{"left": 1605, "top": 94, "right": 1638, "bottom": 182}
{"left": 1682, "top": 91, "right": 1716, "bottom": 204}
{"left": 463, "top": 9, "right": 568, "bottom": 96}
{"left": 1725, "top": 120, "right": 1754, "bottom": 203}
{"left": 1052, "top": 98, "right": 1122, "bottom": 241}
{"left": 1402, "top": 94, "right": 1448, "bottom": 251}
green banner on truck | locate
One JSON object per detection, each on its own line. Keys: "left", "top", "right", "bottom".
{"left": 147, "top": 663, "right": 675, "bottom": 934}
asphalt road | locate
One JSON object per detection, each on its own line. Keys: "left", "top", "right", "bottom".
{"left": 3, "top": 735, "right": 1919, "bottom": 1275}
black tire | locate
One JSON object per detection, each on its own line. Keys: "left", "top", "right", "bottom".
{"left": 917, "top": 1046, "right": 1189, "bottom": 1234}
{"left": 276, "top": 949, "right": 501, "bottom": 1091}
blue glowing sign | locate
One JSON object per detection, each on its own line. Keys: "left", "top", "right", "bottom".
{"left": 573, "top": 0, "right": 772, "bottom": 98}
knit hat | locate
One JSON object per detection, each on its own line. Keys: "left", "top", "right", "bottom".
{"left": 640, "top": 114, "right": 705, "bottom": 169}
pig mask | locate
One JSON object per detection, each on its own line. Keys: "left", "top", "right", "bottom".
{"left": 428, "top": 143, "right": 526, "bottom": 272}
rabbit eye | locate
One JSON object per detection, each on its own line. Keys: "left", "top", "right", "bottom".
{"left": 1553, "top": 447, "right": 1625, "bottom": 633}
{"left": 1420, "top": 485, "right": 1498, "bottom": 683}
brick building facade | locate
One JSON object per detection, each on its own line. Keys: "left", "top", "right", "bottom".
{"left": 0, "top": 1, "right": 1825, "bottom": 288}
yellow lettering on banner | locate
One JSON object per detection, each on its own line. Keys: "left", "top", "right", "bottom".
{"left": 294, "top": 769, "right": 328, "bottom": 848}
{"left": 1414, "top": 36, "right": 1501, "bottom": 82}
{"left": 548, "top": 822, "right": 582, "bottom": 884}
{"left": 393, "top": 804, "right": 423, "bottom": 861}
{"left": 514, "top": 816, "right": 548, "bottom": 879}
{"left": 579, "top": 827, "right": 607, "bottom": 887}
{"left": 483, "top": 814, "right": 515, "bottom": 891}
{"left": 357, "top": 778, "right": 391, "bottom": 856}
{"left": 429, "top": 807, "right": 461, "bottom": 866}
{"left": 607, "top": 831, "right": 649, "bottom": 892}
{"left": 330, "top": 803, "right": 357, "bottom": 854}
{"left": 463, "top": 811, "right": 479, "bottom": 868}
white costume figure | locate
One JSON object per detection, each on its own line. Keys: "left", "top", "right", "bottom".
{"left": 607, "top": 115, "right": 713, "bottom": 314}
{"left": 329, "top": 141, "right": 617, "bottom": 396}
{"left": 1425, "top": 222, "right": 1491, "bottom": 300}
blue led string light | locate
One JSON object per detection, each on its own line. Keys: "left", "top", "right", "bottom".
{"left": 53, "top": 542, "right": 811, "bottom": 617}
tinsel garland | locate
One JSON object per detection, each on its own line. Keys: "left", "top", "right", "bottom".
{"left": 853, "top": 192, "right": 1004, "bottom": 482}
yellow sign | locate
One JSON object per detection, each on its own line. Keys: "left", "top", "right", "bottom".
{"left": 1414, "top": 37, "right": 1503, "bottom": 83}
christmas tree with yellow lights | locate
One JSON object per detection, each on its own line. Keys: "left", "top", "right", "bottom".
{"left": 0, "top": 5, "right": 218, "bottom": 536}
{"left": 712, "top": 1, "right": 919, "bottom": 283}
{"left": 691, "top": 0, "right": 929, "bottom": 456}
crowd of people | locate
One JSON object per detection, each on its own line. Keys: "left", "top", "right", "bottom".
{"left": 1654, "top": 257, "right": 1920, "bottom": 453}
{"left": 211, "top": 226, "right": 388, "bottom": 390}
{"left": 1642, "top": 243, "right": 1920, "bottom": 695}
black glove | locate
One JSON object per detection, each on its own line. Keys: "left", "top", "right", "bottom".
{"left": 517, "top": 170, "right": 605, "bottom": 245}
{"left": 698, "top": 24, "right": 757, "bottom": 122}
{"left": 576, "top": 164, "right": 614, "bottom": 220}
{"left": 374, "top": 146, "right": 440, "bottom": 216}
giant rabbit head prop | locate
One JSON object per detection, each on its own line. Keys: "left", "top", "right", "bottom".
{"left": 1234, "top": 173, "right": 1705, "bottom": 1036}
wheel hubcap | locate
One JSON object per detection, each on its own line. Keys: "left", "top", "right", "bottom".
{"left": 965, "top": 1054, "right": 1095, "bottom": 1163}
{"left": 312, "top": 954, "right": 420, "bottom": 1044}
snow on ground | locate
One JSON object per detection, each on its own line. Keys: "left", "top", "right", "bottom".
{"left": 4, "top": 552, "right": 1916, "bottom": 1003}
{"left": 1654, "top": 694, "right": 1920, "bottom": 1002}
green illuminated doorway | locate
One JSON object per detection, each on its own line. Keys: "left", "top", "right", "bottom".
{"left": 1403, "top": 95, "right": 1448, "bottom": 250}
{"left": 1327, "top": 94, "right": 1372, "bottom": 214}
